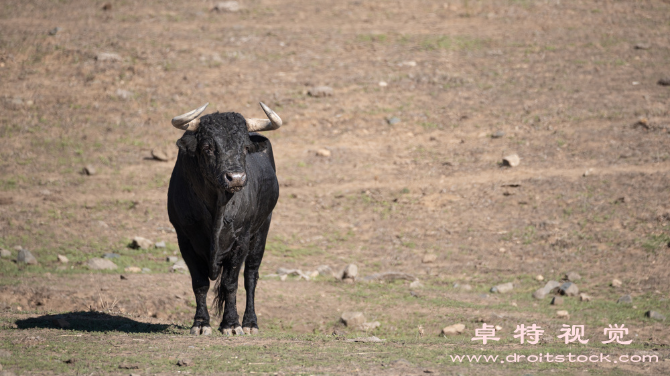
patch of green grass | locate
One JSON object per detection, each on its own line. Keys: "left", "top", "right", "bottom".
{"left": 642, "top": 233, "right": 670, "bottom": 253}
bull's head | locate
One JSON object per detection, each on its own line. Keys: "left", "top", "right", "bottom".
{"left": 171, "top": 102, "right": 282, "bottom": 193}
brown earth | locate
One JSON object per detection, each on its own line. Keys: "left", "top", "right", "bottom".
{"left": 1, "top": 0, "right": 670, "bottom": 374}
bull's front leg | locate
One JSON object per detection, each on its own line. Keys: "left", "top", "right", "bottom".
{"left": 217, "top": 262, "right": 245, "bottom": 336}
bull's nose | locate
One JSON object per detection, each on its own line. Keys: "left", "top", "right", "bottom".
{"left": 225, "top": 172, "right": 247, "bottom": 187}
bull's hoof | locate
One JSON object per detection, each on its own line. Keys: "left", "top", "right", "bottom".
{"left": 243, "top": 327, "right": 259, "bottom": 335}
{"left": 190, "top": 325, "right": 212, "bottom": 335}
{"left": 221, "top": 328, "right": 233, "bottom": 336}
{"left": 234, "top": 326, "right": 245, "bottom": 336}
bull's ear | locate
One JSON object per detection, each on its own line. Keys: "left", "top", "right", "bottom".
{"left": 176, "top": 134, "right": 197, "bottom": 156}
{"left": 247, "top": 134, "right": 268, "bottom": 154}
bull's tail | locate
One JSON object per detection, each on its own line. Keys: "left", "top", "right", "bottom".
{"left": 212, "top": 266, "right": 226, "bottom": 316}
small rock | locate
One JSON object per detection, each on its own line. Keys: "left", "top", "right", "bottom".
{"left": 166, "top": 256, "right": 178, "bottom": 263}
{"left": 536, "top": 275, "right": 544, "bottom": 281}
{"left": 579, "top": 293, "right": 592, "bottom": 302}
{"left": 308, "top": 270, "right": 319, "bottom": 278}
{"left": 386, "top": 117, "right": 401, "bottom": 125}
{"left": 409, "top": 280, "right": 423, "bottom": 289}
{"left": 533, "top": 288, "right": 548, "bottom": 299}
{"left": 87, "top": 258, "right": 118, "bottom": 270}
{"left": 115, "top": 89, "right": 133, "bottom": 100}
{"left": 151, "top": 149, "right": 169, "bottom": 161}
{"left": 556, "top": 310, "right": 569, "bottom": 318}
{"left": 57, "top": 254, "right": 68, "bottom": 263}
{"left": 646, "top": 311, "right": 665, "bottom": 321}
{"left": 422, "top": 254, "right": 437, "bottom": 263}
{"left": 96, "top": 52, "right": 122, "bottom": 62}
{"left": 379, "top": 81, "right": 388, "bottom": 87}
{"left": 142, "top": 268, "right": 151, "bottom": 273}
{"left": 502, "top": 154, "right": 520, "bottom": 167}
{"left": 634, "top": 42, "right": 651, "bottom": 50}
{"left": 102, "top": 2, "right": 112, "bottom": 11}
{"left": 155, "top": 241, "right": 166, "bottom": 248}
{"left": 617, "top": 294, "right": 633, "bottom": 304}
{"left": 212, "top": 1, "right": 240, "bottom": 12}
{"left": 52, "top": 318, "right": 70, "bottom": 329}
{"left": 97, "top": 221, "right": 109, "bottom": 228}
{"left": 361, "top": 321, "right": 380, "bottom": 330}
{"left": 130, "top": 236, "right": 153, "bottom": 250}
{"left": 172, "top": 260, "right": 188, "bottom": 272}
{"left": 82, "top": 165, "right": 96, "bottom": 176}
{"left": 491, "top": 282, "right": 514, "bottom": 293}
{"left": 176, "top": 359, "right": 191, "bottom": 367}
{"left": 120, "top": 275, "right": 128, "bottom": 280}
{"left": 0, "top": 349, "right": 11, "bottom": 357}
{"left": 564, "top": 271, "right": 581, "bottom": 282}
{"left": 315, "top": 148, "right": 331, "bottom": 157}
{"left": 13, "top": 246, "right": 22, "bottom": 251}
{"left": 103, "top": 253, "right": 120, "bottom": 259}
{"left": 441, "top": 323, "right": 465, "bottom": 336}
{"left": 341, "top": 312, "right": 366, "bottom": 327}
{"left": 559, "top": 282, "right": 579, "bottom": 296}
{"left": 48, "top": 27, "right": 61, "bottom": 36}
{"left": 611, "top": 279, "right": 623, "bottom": 288}
{"left": 308, "top": 86, "right": 333, "bottom": 97}
{"left": 491, "top": 131, "right": 505, "bottom": 139}
{"left": 657, "top": 77, "right": 670, "bottom": 86}
{"left": 317, "top": 265, "right": 333, "bottom": 276}
{"left": 399, "top": 61, "right": 416, "bottom": 67}
{"left": 346, "top": 336, "right": 385, "bottom": 343}
{"left": 551, "top": 296, "right": 564, "bottom": 305}
{"left": 1, "top": 249, "right": 11, "bottom": 258}
{"left": 342, "top": 264, "right": 358, "bottom": 280}
{"left": 583, "top": 168, "right": 595, "bottom": 177}
{"left": 124, "top": 266, "right": 141, "bottom": 273}
{"left": 453, "top": 283, "right": 472, "bottom": 291}
{"left": 17, "top": 249, "right": 38, "bottom": 265}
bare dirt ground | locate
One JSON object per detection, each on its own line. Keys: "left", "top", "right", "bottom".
{"left": 1, "top": 0, "right": 670, "bottom": 374}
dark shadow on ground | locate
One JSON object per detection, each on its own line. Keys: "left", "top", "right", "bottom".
{"left": 15, "top": 311, "right": 182, "bottom": 333}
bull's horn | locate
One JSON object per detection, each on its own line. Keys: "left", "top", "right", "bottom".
{"left": 245, "top": 102, "right": 283, "bottom": 132}
{"left": 171, "top": 103, "right": 209, "bottom": 131}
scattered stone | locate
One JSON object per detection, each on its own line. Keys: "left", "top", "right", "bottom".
{"left": 308, "top": 86, "right": 333, "bottom": 97}
{"left": 646, "top": 311, "right": 665, "bottom": 321}
{"left": 346, "top": 336, "right": 385, "bottom": 343}
{"left": 583, "top": 168, "right": 595, "bottom": 177}
{"left": 409, "top": 280, "right": 423, "bottom": 289}
{"left": 63, "top": 358, "right": 76, "bottom": 364}
{"left": 634, "top": 42, "right": 651, "bottom": 50}
{"left": 0, "top": 350, "right": 11, "bottom": 358}
{"left": 315, "top": 148, "right": 331, "bottom": 157}
{"left": 17, "top": 249, "right": 38, "bottom": 265}
{"left": 362, "top": 272, "right": 417, "bottom": 283}
{"left": 491, "top": 131, "right": 505, "bottom": 139}
{"left": 490, "top": 282, "right": 514, "bottom": 294}
{"left": 308, "top": 270, "right": 319, "bottom": 278}
{"left": 361, "top": 321, "right": 380, "bottom": 331}
{"left": 155, "top": 241, "right": 166, "bottom": 248}
{"left": 341, "top": 312, "right": 366, "bottom": 327}
{"left": 556, "top": 310, "right": 569, "bottom": 318}
{"left": 151, "top": 148, "right": 169, "bottom": 161}
{"left": 166, "top": 256, "right": 178, "bottom": 263}
{"left": 657, "top": 77, "right": 670, "bottom": 86}
{"left": 277, "top": 267, "right": 311, "bottom": 280}
{"left": 551, "top": 296, "right": 564, "bottom": 305}
{"left": 97, "top": 221, "right": 109, "bottom": 228}
{"left": 13, "top": 246, "right": 22, "bottom": 251}
{"left": 48, "top": 27, "right": 61, "bottom": 36}
{"left": 617, "top": 295, "right": 633, "bottom": 304}
{"left": 130, "top": 236, "right": 153, "bottom": 250}
{"left": 442, "top": 323, "right": 465, "bottom": 336}
{"left": 533, "top": 280, "right": 560, "bottom": 299}
{"left": 536, "top": 275, "right": 544, "bottom": 281}
{"left": 142, "top": 268, "right": 151, "bottom": 273}
{"left": 399, "top": 61, "right": 417, "bottom": 67}
{"left": 212, "top": 1, "right": 240, "bottom": 12}
{"left": 386, "top": 117, "right": 401, "bottom": 125}
{"left": 87, "top": 258, "right": 118, "bottom": 270}
{"left": 102, "top": 2, "right": 112, "bottom": 11}
{"left": 579, "top": 293, "right": 592, "bottom": 302}
{"left": 502, "top": 154, "right": 520, "bottom": 167}
{"left": 52, "top": 318, "right": 70, "bottom": 329}
{"left": 82, "top": 165, "right": 96, "bottom": 176}
{"left": 317, "top": 265, "right": 333, "bottom": 276}
{"left": 564, "top": 271, "right": 581, "bottom": 282}
{"left": 176, "top": 359, "right": 191, "bottom": 367}
{"left": 342, "top": 264, "right": 358, "bottom": 280}
{"left": 559, "top": 282, "right": 579, "bottom": 296}
{"left": 453, "top": 283, "right": 472, "bottom": 291}
{"left": 1, "top": 249, "right": 11, "bottom": 258}
{"left": 124, "top": 266, "right": 141, "bottom": 273}
{"left": 422, "top": 254, "right": 437, "bottom": 263}
{"left": 115, "top": 89, "right": 133, "bottom": 100}
{"left": 611, "top": 279, "right": 623, "bottom": 288}
{"left": 103, "top": 253, "right": 120, "bottom": 259}
{"left": 57, "top": 254, "right": 68, "bottom": 263}
{"left": 96, "top": 52, "right": 122, "bottom": 62}
{"left": 379, "top": 81, "right": 388, "bottom": 87}
{"left": 118, "top": 364, "right": 139, "bottom": 370}
{"left": 172, "top": 260, "right": 188, "bottom": 272}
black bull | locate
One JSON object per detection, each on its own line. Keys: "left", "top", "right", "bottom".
{"left": 167, "top": 111, "right": 279, "bottom": 336}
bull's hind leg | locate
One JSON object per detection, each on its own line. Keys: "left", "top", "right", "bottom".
{"left": 242, "top": 215, "right": 271, "bottom": 335}
{"left": 176, "top": 230, "right": 212, "bottom": 336}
